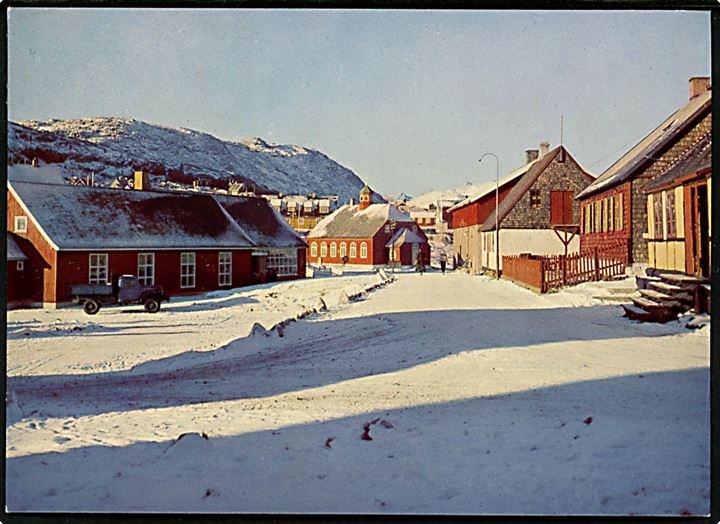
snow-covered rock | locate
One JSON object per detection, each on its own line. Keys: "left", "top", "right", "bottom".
{"left": 8, "top": 117, "right": 366, "bottom": 203}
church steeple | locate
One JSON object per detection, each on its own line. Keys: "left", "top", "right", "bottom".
{"left": 359, "top": 184, "right": 373, "bottom": 211}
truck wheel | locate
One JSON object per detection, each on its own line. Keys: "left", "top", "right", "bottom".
{"left": 84, "top": 299, "right": 100, "bottom": 315}
{"left": 144, "top": 297, "right": 161, "bottom": 313}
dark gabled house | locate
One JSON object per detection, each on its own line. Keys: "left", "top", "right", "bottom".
{"left": 449, "top": 143, "right": 594, "bottom": 274}
{"left": 7, "top": 165, "right": 307, "bottom": 308}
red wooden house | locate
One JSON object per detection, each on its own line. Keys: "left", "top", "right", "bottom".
{"left": 7, "top": 165, "right": 307, "bottom": 308}
{"left": 576, "top": 77, "right": 711, "bottom": 266}
{"left": 307, "top": 185, "right": 430, "bottom": 269}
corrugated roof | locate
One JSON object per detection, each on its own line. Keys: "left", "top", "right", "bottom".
{"left": 480, "top": 146, "right": 595, "bottom": 232}
{"left": 643, "top": 132, "right": 712, "bottom": 193}
{"left": 7, "top": 234, "right": 27, "bottom": 261}
{"left": 577, "top": 90, "right": 711, "bottom": 200}
{"left": 308, "top": 203, "right": 414, "bottom": 239}
{"left": 9, "top": 180, "right": 303, "bottom": 250}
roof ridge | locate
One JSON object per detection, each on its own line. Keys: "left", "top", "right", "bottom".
{"left": 209, "top": 194, "right": 258, "bottom": 247}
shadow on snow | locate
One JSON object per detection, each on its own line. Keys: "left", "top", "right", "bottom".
{"left": 5, "top": 368, "right": 710, "bottom": 514}
{"left": 6, "top": 304, "right": 693, "bottom": 421}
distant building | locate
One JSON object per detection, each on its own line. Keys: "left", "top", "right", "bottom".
{"left": 576, "top": 77, "right": 711, "bottom": 266}
{"left": 264, "top": 193, "right": 340, "bottom": 234}
{"left": 307, "top": 185, "right": 430, "bottom": 269}
{"left": 448, "top": 143, "right": 594, "bottom": 274}
{"left": 7, "top": 166, "right": 306, "bottom": 308}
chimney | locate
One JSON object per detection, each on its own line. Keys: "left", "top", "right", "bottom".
{"left": 539, "top": 141, "right": 550, "bottom": 157}
{"left": 689, "top": 77, "right": 711, "bottom": 100}
{"left": 359, "top": 184, "right": 373, "bottom": 211}
{"left": 524, "top": 149, "right": 539, "bottom": 164}
{"left": 134, "top": 170, "right": 150, "bottom": 191}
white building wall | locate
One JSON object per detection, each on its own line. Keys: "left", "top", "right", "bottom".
{"left": 481, "top": 229, "right": 580, "bottom": 272}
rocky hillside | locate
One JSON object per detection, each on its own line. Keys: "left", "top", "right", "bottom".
{"left": 8, "top": 117, "right": 366, "bottom": 202}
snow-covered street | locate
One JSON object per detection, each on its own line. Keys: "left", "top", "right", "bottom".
{"left": 6, "top": 272, "right": 710, "bottom": 515}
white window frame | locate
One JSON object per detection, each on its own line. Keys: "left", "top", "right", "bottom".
{"left": 350, "top": 242, "right": 357, "bottom": 258}
{"left": 310, "top": 242, "right": 318, "bottom": 257}
{"left": 330, "top": 242, "right": 337, "bottom": 258}
{"left": 339, "top": 242, "right": 347, "bottom": 259}
{"left": 267, "top": 248, "right": 298, "bottom": 277}
{"left": 180, "top": 252, "right": 196, "bottom": 288}
{"left": 218, "top": 252, "right": 232, "bottom": 286}
{"left": 320, "top": 242, "right": 327, "bottom": 257}
{"left": 360, "top": 242, "right": 368, "bottom": 259}
{"left": 14, "top": 216, "right": 27, "bottom": 233}
{"left": 89, "top": 253, "right": 108, "bottom": 284}
{"left": 16, "top": 260, "right": 24, "bottom": 271}
{"left": 137, "top": 253, "right": 155, "bottom": 286}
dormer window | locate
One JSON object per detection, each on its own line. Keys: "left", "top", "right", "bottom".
{"left": 14, "top": 216, "right": 28, "bottom": 233}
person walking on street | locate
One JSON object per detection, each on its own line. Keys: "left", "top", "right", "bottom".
{"left": 439, "top": 250, "right": 447, "bottom": 274}
{"left": 415, "top": 250, "right": 425, "bottom": 275}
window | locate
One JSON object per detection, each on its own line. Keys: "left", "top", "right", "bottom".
{"left": 16, "top": 260, "right": 24, "bottom": 271}
{"left": 330, "top": 242, "right": 337, "bottom": 258}
{"left": 614, "top": 194, "right": 623, "bottom": 231}
{"left": 665, "top": 191, "right": 677, "bottom": 238}
{"left": 320, "top": 242, "right": 327, "bottom": 257}
{"left": 310, "top": 242, "right": 317, "bottom": 257}
{"left": 339, "top": 242, "right": 347, "bottom": 258}
{"left": 89, "top": 253, "right": 108, "bottom": 284}
{"left": 267, "top": 248, "right": 298, "bottom": 276}
{"left": 360, "top": 242, "right": 368, "bottom": 259}
{"left": 218, "top": 252, "right": 232, "bottom": 286}
{"left": 180, "top": 252, "right": 196, "bottom": 288}
{"left": 606, "top": 197, "right": 613, "bottom": 232}
{"left": 137, "top": 253, "right": 155, "bottom": 286}
{"left": 384, "top": 224, "right": 390, "bottom": 233}
{"left": 653, "top": 194, "right": 664, "bottom": 239}
{"left": 530, "top": 190, "right": 542, "bottom": 209}
{"left": 14, "top": 216, "right": 27, "bottom": 233}
{"left": 350, "top": 242, "right": 357, "bottom": 258}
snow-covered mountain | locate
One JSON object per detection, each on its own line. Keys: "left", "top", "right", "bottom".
{"left": 8, "top": 117, "right": 366, "bottom": 203}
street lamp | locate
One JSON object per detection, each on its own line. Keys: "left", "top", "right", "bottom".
{"left": 479, "top": 153, "right": 500, "bottom": 279}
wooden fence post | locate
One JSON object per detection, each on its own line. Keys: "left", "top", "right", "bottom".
{"left": 593, "top": 247, "right": 600, "bottom": 282}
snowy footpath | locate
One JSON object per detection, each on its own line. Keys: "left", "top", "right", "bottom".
{"left": 5, "top": 271, "right": 710, "bottom": 515}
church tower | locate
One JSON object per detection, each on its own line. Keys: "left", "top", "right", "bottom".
{"left": 359, "top": 184, "right": 373, "bottom": 211}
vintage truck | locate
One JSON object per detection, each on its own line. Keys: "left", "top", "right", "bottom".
{"left": 71, "top": 275, "right": 170, "bottom": 315}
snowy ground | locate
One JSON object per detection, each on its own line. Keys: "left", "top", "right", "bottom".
{"left": 6, "top": 271, "right": 710, "bottom": 515}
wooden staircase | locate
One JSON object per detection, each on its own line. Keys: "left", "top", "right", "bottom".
{"left": 622, "top": 273, "right": 710, "bottom": 323}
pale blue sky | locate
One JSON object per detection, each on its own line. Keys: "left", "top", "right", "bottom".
{"left": 8, "top": 9, "right": 711, "bottom": 195}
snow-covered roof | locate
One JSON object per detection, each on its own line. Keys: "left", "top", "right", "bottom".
{"left": 212, "top": 194, "right": 306, "bottom": 248}
{"left": 447, "top": 160, "right": 539, "bottom": 213}
{"left": 8, "top": 164, "right": 67, "bottom": 185}
{"left": 7, "top": 235, "right": 27, "bottom": 261}
{"left": 577, "top": 90, "right": 711, "bottom": 200}
{"left": 308, "top": 203, "right": 415, "bottom": 239}
{"left": 8, "top": 180, "right": 305, "bottom": 251}
{"left": 385, "top": 227, "right": 426, "bottom": 248}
